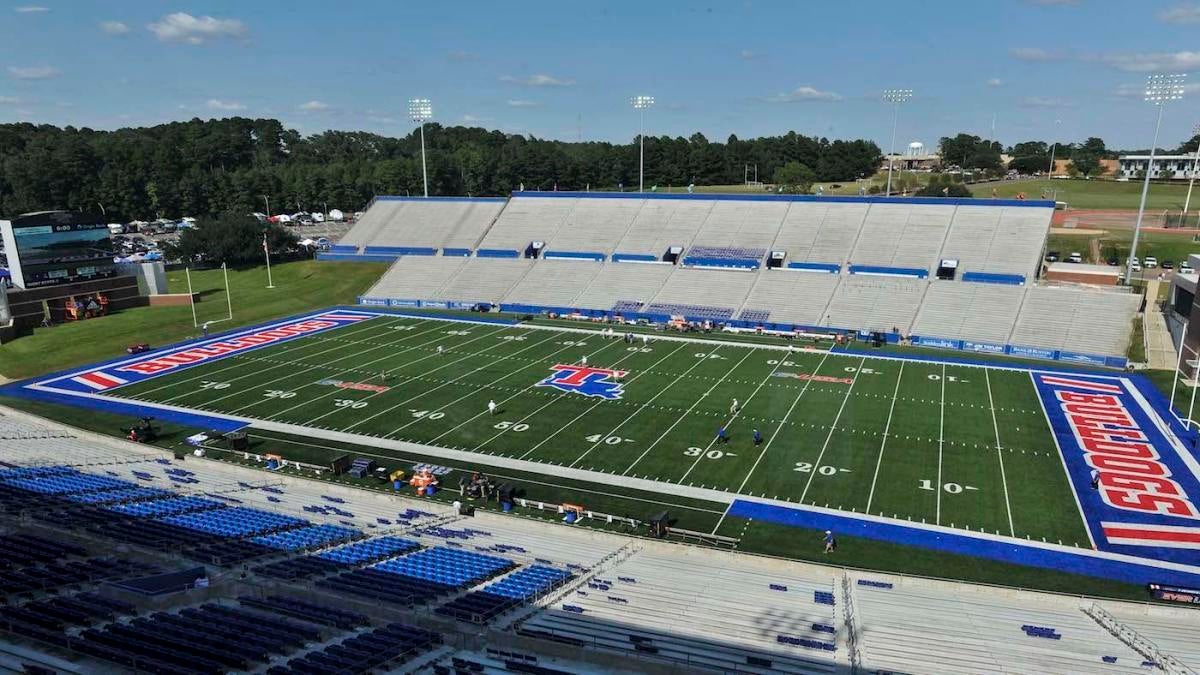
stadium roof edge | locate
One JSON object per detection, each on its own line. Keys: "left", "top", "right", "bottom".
{"left": 374, "top": 195, "right": 508, "bottom": 203}
{"left": 509, "top": 190, "right": 1055, "bottom": 208}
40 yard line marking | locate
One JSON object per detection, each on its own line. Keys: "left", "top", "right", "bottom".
{"left": 509, "top": 342, "right": 687, "bottom": 460}
{"left": 131, "top": 317, "right": 412, "bottom": 399}
{"left": 798, "top": 355, "right": 866, "bottom": 505}
{"left": 711, "top": 349, "right": 835, "bottom": 534}
{"left": 936, "top": 362, "right": 945, "bottom": 526}
{"left": 985, "top": 369, "right": 1016, "bottom": 537}
{"left": 865, "top": 360, "right": 905, "bottom": 516}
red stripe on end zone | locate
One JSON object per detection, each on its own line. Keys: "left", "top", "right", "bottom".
{"left": 1038, "top": 375, "right": 1123, "bottom": 394}
{"left": 1103, "top": 523, "right": 1200, "bottom": 549}
{"left": 72, "top": 372, "right": 127, "bottom": 390}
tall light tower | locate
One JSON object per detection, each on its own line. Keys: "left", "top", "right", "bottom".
{"left": 408, "top": 98, "right": 433, "bottom": 198}
{"left": 1047, "top": 118, "right": 1062, "bottom": 177}
{"left": 631, "top": 95, "right": 655, "bottom": 192}
{"left": 1182, "top": 122, "right": 1200, "bottom": 222}
{"left": 882, "top": 89, "right": 912, "bottom": 196}
{"left": 1127, "top": 73, "right": 1186, "bottom": 287}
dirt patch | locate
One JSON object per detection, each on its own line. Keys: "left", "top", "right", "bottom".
{"left": 1049, "top": 227, "right": 1107, "bottom": 236}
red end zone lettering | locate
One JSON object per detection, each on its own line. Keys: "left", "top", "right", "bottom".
{"left": 115, "top": 318, "right": 341, "bottom": 377}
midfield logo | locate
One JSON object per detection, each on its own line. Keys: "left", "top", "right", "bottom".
{"left": 536, "top": 364, "right": 627, "bottom": 400}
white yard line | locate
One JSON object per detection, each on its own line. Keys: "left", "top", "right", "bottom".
{"left": 621, "top": 347, "right": 756, "bottom": 476}
{"left": 712, "top": 349, "right": 836, "bottom": 533}
{"left": 133, "top": 317, "right": 412, "bottom": 399}
{"left": 677, "top": 353, "right": 794, "bottom": 483}
{"left": 568, "top": 342, "right": 720, "bottom": 468}
{"left": 798, "top": 356, "right": 866, "bottom": 504}
{"left": 286, "top": 326, "right": 519, "bottom": 425}
{"left": 422, "top": 337, "right": 630, "bottom": 444}
{"left": 865, "top": 361, "right": 906, "bottom": 516}
{"left": 936, "top": 363, "right": 946, "bottom": 526}
{"left": 347, "top": 330, "right": 565, "bottom": 434}
{"left": 505, "top": 344, "right": 684, "bottom": 460}
{"left": 985, "top": 369, "right": 1016, "bottom": 536}
{"left": 199, "top": 321, "right": 458, "bottom": 412}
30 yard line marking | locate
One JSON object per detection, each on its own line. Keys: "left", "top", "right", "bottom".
{"left": 985, "top": 369, "right": 1016, "bottom": 536}
{"left": 621, "top": 346, "right": 755, "bottom": 476}
{"left": 424, "top": 337, "right": 630, "bottom": 444}
{"left": 936, "top": 363, "right": 946, "bottom": 526}
{"left": 678, "top": 351, "right": 795, "bottom": 483}
{"left": 510, "top": 342, "right": 686, "bottom": 460}
{"left": 568, "top": 341, "right": 719, "bottom": 468}
{"left": 131, "top": 317, "right": 412, "bottom": 399}
{"left": 203, "top": 320, "right": 468, "bottom": 414}
{"left": 711, "top": 349, "right": 835, "bottom": 534}
{"left": 865, "top": 360, "right": 905, "bottom": 515}
{"left": 798, "top": 356, "right": 865, "bottom": 505}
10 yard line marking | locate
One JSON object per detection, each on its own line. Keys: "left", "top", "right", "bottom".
{"left": 865, "top": 361, "right": 905, "bottom": 516}
{"left": 510, "top": 343, "right": 686, "bottom": 460}
{"left": 798, "top": 356, "right": 866, "bottom": 505}
{"left": 986, "top": 369, "right": 1016, "bottom": 536}
{"left": 936, "top": 363, "right": 946, "bottom": 526}
{"left": 712, "top": 349, "right": 835, "bottom": 534}
{"left": 678, "top": 351, "right": 795, "bottom": 483}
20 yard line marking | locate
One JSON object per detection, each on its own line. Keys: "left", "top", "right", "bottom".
{"left": 621, "top": 346, "right": 755, "bottom": 476}
{"left": 711, "top": 349, "right": 835, "bottom": 534}
{"left": 798, "top": 356, "right": 866, "bottom": 505}
{"left": 865, "top": 361, "right": 905, "bottom": 516}
{"left": 986, "top": 369, "right": 1016, "bottom": 536}
{"left": 936, "top": 363, "right": 946, "bottom": 526}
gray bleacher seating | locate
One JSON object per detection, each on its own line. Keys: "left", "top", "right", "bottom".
{"left": 1008, "top": 287, "right": 1139, "bottom": 357}
{"left": 940, "top": 206, "right": 1051, "bottom": 281}
{"left": 647, "top": 267, "right": 760, "bottom": 318}
{"left": 503, "top": 260, "right": 603, "bottom": 308}
{"left": 549, "top": 198, "right": 644, "bottom": 255}
{"left": 849, "top": 203, "right": 955, "bottom": 273}
{"left": 823, "top": 275, "right": 928, "bottom": 333}
{"left": 614, "top": 199, "right": 714, "bottom": 257}
{"left": 739, "top": 271, "right": 842, "bottom": 327}
{"left": 572, "top": 263, "right": 676, "bottom": 312}
{"left": 770, "top": 202, "right": 869, "bottom": 267}
{"left": 337, "top": 198, "right": 505, "bottom": 253}
{"left": 477, "top": 197, "right": 576, "bottom": 253}
{"left": 911, "top": 282, "right": 1026, "bottom": 345}
{"left": 691, "top": 200, "right": 789, "bottom": 251}
{"left": 363, "top": 257, "right": 467, "bottom": 301}
{"left": 433, "top": 258, "right": 535, "bottom": 303}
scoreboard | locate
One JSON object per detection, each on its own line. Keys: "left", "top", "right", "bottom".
{"left": 0, "top": 211, "right": 116, "bottom": 289}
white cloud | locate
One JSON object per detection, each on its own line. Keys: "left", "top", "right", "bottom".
{"left": 986, "top": 77, "right": 1003, "bottom": 87}
{"left": 148, "top": 12, "right": 247, "bottom": 45}
{"left": 447, "top": 50, "right": 478, "bottom": 62}
{"left": 461, "top": 114, "right": 489, "bottom": 124}
{"left": 1010, "top": 47, "right": 1066, "bottom": 62}
{"left": 7, "top": 65, "right": 59, "bottom": 79}
{"left": 499, "top": 73, "right": 575, "bottom": 87}
{"left": 299, "top": 100, "right": 329, "bottom": 111}
{"left": 739, "top": 49, "right": 759, "bottom": 60}
{"left": 1019, "top": 96, "right": 1074, "bottom": 108}
{"left": 1098, "top": 50, "right": 1200, "bottom": 72}
{"left": 506, "top": 99, "right": 542, "bottom": 108}
{"left": 14, "top": 6, "right": 49, "bottom": 13}
{"left": 206, "top": 98, "right": 245, "bottom": 111}
{"left": 763, "top": 85, "right": 842, "bottom": 103}
{"left": 99, "top": 20, "right": 129, "bottom": 35}
{"left": 0, "top": 95, "right": 19, "bottom": 104}
{"left": 1160, "top": 4, "right": 1200, "bottom": 23}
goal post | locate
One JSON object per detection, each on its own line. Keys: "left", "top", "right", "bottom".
{"left": 185, "top": 262, "right": 234, "bottom": 330}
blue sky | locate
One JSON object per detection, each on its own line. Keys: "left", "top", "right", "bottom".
{"left": 2, "top": 0, "right": 1200, "bottom": 151}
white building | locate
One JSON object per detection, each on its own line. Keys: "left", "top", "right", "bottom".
{"left": 1117, "top": 154, "right": 1196, "bottom": 180}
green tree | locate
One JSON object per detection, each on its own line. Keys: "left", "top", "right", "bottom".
{"left": 916, "top": 175, "right": 972, "bottom": 198}
{"left": 1070, "top": 154, "right": 1101, "bottom": 178}
{"left": 165, "top": 217, "right": 297, "bottom": 266}
{"left": 772, "top": 161, "right": 816, "bottom": 193}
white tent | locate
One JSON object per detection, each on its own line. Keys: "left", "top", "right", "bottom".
{"left": 328, "top": 209, "right": 345, "bottom": 222}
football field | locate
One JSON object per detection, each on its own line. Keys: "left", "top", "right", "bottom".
{"left": 102, "top": 313, "right": 1094, "bottom": 548}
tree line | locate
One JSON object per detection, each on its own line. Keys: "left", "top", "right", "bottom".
{"left": 0, "top": 118, "right": 882, "bottom": 220}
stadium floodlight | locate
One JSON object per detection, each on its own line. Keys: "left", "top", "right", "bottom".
{"left": 882, "top": 89, "right": 913, "bottom": 196}
{"left": 1183, "top": 122, "right": 1200, "bottom": 221}
{"left": 408, "top": 98, "right": 434, "bottom": 198}
{"left": 631, "top": 95, "right": 655, "bottom": 192}
{"left": 1127, "top": 73, "right": 1186, "bottom": 287}
{"left": 1047, "top": 119, "right": 1062, "bottom": 178}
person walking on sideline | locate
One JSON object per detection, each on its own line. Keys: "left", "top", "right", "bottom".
{"left": 437, "top": 345, "right": 444, "bottom": 356}
{"left": 642, "top": 334, "right": 649, "bottom": 347}
{"left": 824, "top": 530, "right": 836, "bottom": 554}
{"left": 488, "top": 400, "right": 497, "bottom": 416}
{"left": 753, "top": 428, "right": 763, "bottom": 446}
{"left": 730, "top": 398, "right": 739, "bottom": 415}
{"left": 716, "top": 426, "right": 728, "bottom": 444}
{"left": 581, "top": 354, "right": 588, "bottom": 366}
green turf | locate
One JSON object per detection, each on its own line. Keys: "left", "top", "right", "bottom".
{"left": 0, "top": 260, "right": 389, "bottom": 381}
{"left": 106, "top": 313, "right": 1092, "bottom": 550}
{"left": 971, "top": 178, "right": 1196, "bottom": 210}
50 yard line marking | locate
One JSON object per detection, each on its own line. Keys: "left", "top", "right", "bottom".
{"left": 986, "top": 369, "right": 1016, "bottom": 536}
{"left": 865, "top": 360, "right": 905, "bottom": 516}
{"left": 936, "top": 363, "right": 946, "bottom": 525}
{"left": 798, "top": 355, "right": 866, "bottom": 505}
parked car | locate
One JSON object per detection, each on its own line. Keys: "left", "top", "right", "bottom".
{"left": 1106, "top": 256, "right": 1119, "bottom": 266}
{"left": 1144, "top": 256, "right": 1159, "bottom": 269}
{"left": 1162, "top": 261, "right": 1175, "bottom": 270}
{"left": 1181, "top": 261, "right": 1194, "bottom": 273}
{"left": 1045, "top": 250, "right": 1060, "bottom": 262}
{"left": 1067, "top": 252, "right": 1083, "bottom": 263}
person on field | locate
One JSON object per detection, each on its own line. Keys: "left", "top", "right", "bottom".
{"left": 437, "top": 345, "right": 444, "bottom": 356}
{"left": 642, "top": 334, "right": 649, "bottom": 347}
{"left": 488, "top": 400, "right": 497, "bottom": 416}
{"left": 824, "top": 530, "right": 836, "bottom": 554}
{"left": 1090, "top": 468, "right": 1100, "bottom": 489}
{"left": 753, "top": 428, "right": 763, "bottom": 446}
{"left": 716, "top": 426, "right": 728, "bottom": 444}
{"left": 581, "top": 354, "right": 588, "bottom": 366}
{"left": 730, "top": 398, "right": 739, "bottom": 415}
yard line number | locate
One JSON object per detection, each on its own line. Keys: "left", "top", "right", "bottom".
{"left": 918, "top": 479, "right": 977, "bottom": 494}
{"left": 685, "top": 446, "right": 733, "bottom": 460}
{"left": 333, "top": 399, "right": 368, "bottom": 409}
{"left": 793, "top": 462, "right": 850, "bottom": 476}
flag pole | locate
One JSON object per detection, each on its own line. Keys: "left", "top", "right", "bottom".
{"left": 263, "top": 232, "right": 275, "bottom": 289}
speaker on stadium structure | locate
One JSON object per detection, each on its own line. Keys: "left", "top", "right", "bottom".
{"left": 526, "top": 241, "right": 544, "bottom": 259}
{"left": 664, "top": 246, "right": 683, "bottom": 264}
{"left": 649, "top": 511, "right": 671, "bottom": 538}
{"left": 458, "top": 503, "right": 476, "bottom": 517}
{"left": 226, "top": 431, "right": 249, "bottom": 451}
{"left": 767, "top": 250, "right": 785, "bottom": 269}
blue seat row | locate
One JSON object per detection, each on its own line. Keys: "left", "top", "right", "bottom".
{"left": 65, "top": 486, "right": 173, "bottom": 505}
{"left": 160, "top": 505, "right": 306, "bottom": 538}
{"left": 251, "top": 523, "right": 362, "bottom": 551}
{"left": 107, "top": 495, "right": 224, "bottom": 518}
{"left": 316, "top": 535, "right": 419, "bottom": 565}
{"left": 373, "top": 546, "right": 514, "bottom": 588}
{"left": 437, "top": 565, "right": 573, "bottom": 623}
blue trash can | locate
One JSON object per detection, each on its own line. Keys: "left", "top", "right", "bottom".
{"left": 502, "top": 501, "right": 513, "bottom": 513}
{"left": 425, "top": 485, "right": 436, "bottom": 496}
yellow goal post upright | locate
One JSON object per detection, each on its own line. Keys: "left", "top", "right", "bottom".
{"left": 184, "top": 262, "right": 233, "bottom": 330}
{"left": 1168, "top": 324, "right": 1200, "bottom": 430}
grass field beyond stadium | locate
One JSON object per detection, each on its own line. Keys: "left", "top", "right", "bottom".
{"left": 98, "top": 312, "right": 1095, "bottom": 548}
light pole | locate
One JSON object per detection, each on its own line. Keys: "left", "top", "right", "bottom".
{"left": 882, "top": 89, "right": 912, "bottom": 196}
{"left": 1047, "top": 118, "right": 1062, "bottom": 178}
{"left": 1182, "top": 123, "right": 1200, "bottom": 223}
{"left": 408, "top": 98, "right": 433, "bottom": 198}
{"left": 631, "top": 95, "right": 654, "bottom": 192}
{"left": 261, "top": 195, "right": 270, "bottom": 218}
{"left": 1127, "top": 73, "right": 1186, "bottom": 287}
